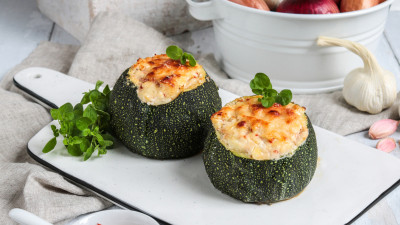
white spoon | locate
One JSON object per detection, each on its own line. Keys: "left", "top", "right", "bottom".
{"left": 9, "top": 208, "right": 53, "bottom": 225}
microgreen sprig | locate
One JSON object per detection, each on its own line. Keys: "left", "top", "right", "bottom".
{"left": 250, "top": 73, "right": 292, "bottom": 108}
{"left": 42, "top": 80, "right": 114, "bottom": 161}
{"left": 166, "top": 45, "right": 197, "bottom": 67}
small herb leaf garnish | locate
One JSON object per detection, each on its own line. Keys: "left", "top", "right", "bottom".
{"left": 250, "top": 73, "right": 272, "bottom": 95}
{"left": 42, "top": 137, "right": 57, "bottom": 153}
{"left": 42, "top": 80, "right": 114, "bottom": 161}
{"left": 250, "top": 73, "right": 292, "bottom": 108}
{"left": 166, "top": 45, "right": 197, "bottom": 67}
{"left": 166, "top": 45, "right": 183, "bottom": 60}
{"left": 261, "top": 97, "right": 275, "bottom": 108}
{"left": 186, "top": 53, "right": 196, "bottom": 67}
{"left": 276, "top": 89, "right": 292, "bottom": 106}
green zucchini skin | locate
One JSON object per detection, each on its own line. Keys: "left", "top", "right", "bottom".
{"left": 109, "top": 68, "right": 222, "bottom": 159}
{"left": 203, "top": 116, "right": 317, "bottom": 203}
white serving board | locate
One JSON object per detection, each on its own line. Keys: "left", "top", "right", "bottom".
{"left": 14, "top": 67, "right": 400, "bottom": 225}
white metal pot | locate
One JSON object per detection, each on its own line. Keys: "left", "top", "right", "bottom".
{"left": 186, "top": 0, "right": 394, "bottom": 93}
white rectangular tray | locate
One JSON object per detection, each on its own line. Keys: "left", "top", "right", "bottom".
{"left": 15, "top": 67, "right": 400, "bottom": 225}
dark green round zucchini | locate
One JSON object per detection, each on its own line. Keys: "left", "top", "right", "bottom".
{"left": 109, "top": 68, "right": 222, "bottom": 159}
{"left": 203, "top": 116, "right": 317, "bottom": 203}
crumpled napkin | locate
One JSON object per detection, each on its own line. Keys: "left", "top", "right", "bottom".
{"left": 1, "top": 10, "right": 399, "bottom": 225}
{"left": 0, "top": 42, "right": 112, "bottom": 225}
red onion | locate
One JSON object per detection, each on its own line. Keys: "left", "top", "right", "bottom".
{"left": 276, "top": 0, "right": 340, "bottom": 14}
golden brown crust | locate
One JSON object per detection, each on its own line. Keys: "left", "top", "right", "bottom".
{"left": 211, "top": 96, "right": 308, "bottom": 160}
{"left": 127, "top": 54, "right": 206, "bottom": 105}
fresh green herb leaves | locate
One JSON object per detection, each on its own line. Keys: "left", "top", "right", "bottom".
{"left": 42, "top": 80, "right": 113, "bottom": 161}
{"left": 166, "top": 45, "right": 197, "bottom": 67}
{"left": 250, "top": 73, "right": 292, "bottom": 108}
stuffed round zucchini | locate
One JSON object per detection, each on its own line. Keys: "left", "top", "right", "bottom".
{"left": 109, "top": 54, "right": 221, "bottom": 159}
{"left": 203, "top": 96, "right": 317, "bottom": 203}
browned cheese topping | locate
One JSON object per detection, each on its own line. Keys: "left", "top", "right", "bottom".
{"left": 211, "top": 96, "right": 309, "bottom": 160}
{"left": 127, "top": 54, "right": 206, "bottom": 105}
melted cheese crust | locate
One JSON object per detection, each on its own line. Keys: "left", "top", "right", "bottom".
{"left": 211, "top": 96, "right": 308, "bottom": 160}
{"left": 127, "top": 54, "right": 206, "bottom": 105}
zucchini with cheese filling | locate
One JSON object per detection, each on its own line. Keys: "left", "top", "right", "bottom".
{"left": 109, "top": 54, "right": 221, "bottom": 159}
{"left": 203, "top": 96, "right": 317, "bottom": 203}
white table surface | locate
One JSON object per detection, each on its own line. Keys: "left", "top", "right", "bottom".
{"left": 1, "top": 0, "right": 400, "bottom": 224}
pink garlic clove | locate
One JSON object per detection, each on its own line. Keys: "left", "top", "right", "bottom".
{"left": 376, "top": 137, "right": 396, "bottom": 153}
{"left": 368, "top": 119, "right": 399, "bottom": 140}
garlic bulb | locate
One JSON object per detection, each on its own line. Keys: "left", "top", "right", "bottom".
{"left": 317, "top": 36, "right": 397, "bottom": 114}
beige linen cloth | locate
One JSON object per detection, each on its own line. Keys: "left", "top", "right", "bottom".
{"left": 1, "top": 12, "right": 399, "bottom": 224}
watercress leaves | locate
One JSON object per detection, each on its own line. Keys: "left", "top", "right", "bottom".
{"left": 250, "top": 73, "right": 292, "bottom": 108}
{"left": 42, "top": 80, "right": 114, "bottom": 161}
{"left": 276, "top": 89, "right": 292, "bottom": 106}
{"left": 166, "top": 45, "right": 197, "bottom": 67}
{"left": 250, "top": 73, "right": 272, "bottom": 95}
{"left": 166, "top": 45, "right": 183, "bottom": 60}
{"left": 42, "top": 137, "right": 57, "bottom": 153}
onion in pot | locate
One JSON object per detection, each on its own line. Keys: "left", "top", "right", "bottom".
{"left": 229, "top": 0, "right": 270, "bottom": 11}
{"left": 340, "top": 0, "right": 379, "bottom": 12}
{"left": 263, "top": 0, "right": 284, "bottom": 11}
{"left": 277, "top": 0, "right": 340, "bottom": 14}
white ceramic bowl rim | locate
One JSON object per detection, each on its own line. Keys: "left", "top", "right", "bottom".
{"left": 219, "top": 0, "right": 394, "bottom": 20}
{"left": 71, "top": 209, "right": 159, "bottom": 225}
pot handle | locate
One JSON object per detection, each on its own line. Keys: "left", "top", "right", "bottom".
{"left": 186, "top": 0, "right": 221, "bottom": 21}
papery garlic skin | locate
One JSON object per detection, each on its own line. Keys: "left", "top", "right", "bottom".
{"left": 343, "top": 68, "right": 397, "bottom": 114}
{"left": 317, "top": 36, "right": 397, "bottom": 114}
{"left": 376, "top": 137, "right": 396, "bottom": 153}
{"left": 368, "top": 119, "right": 399, "bottom": 139}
